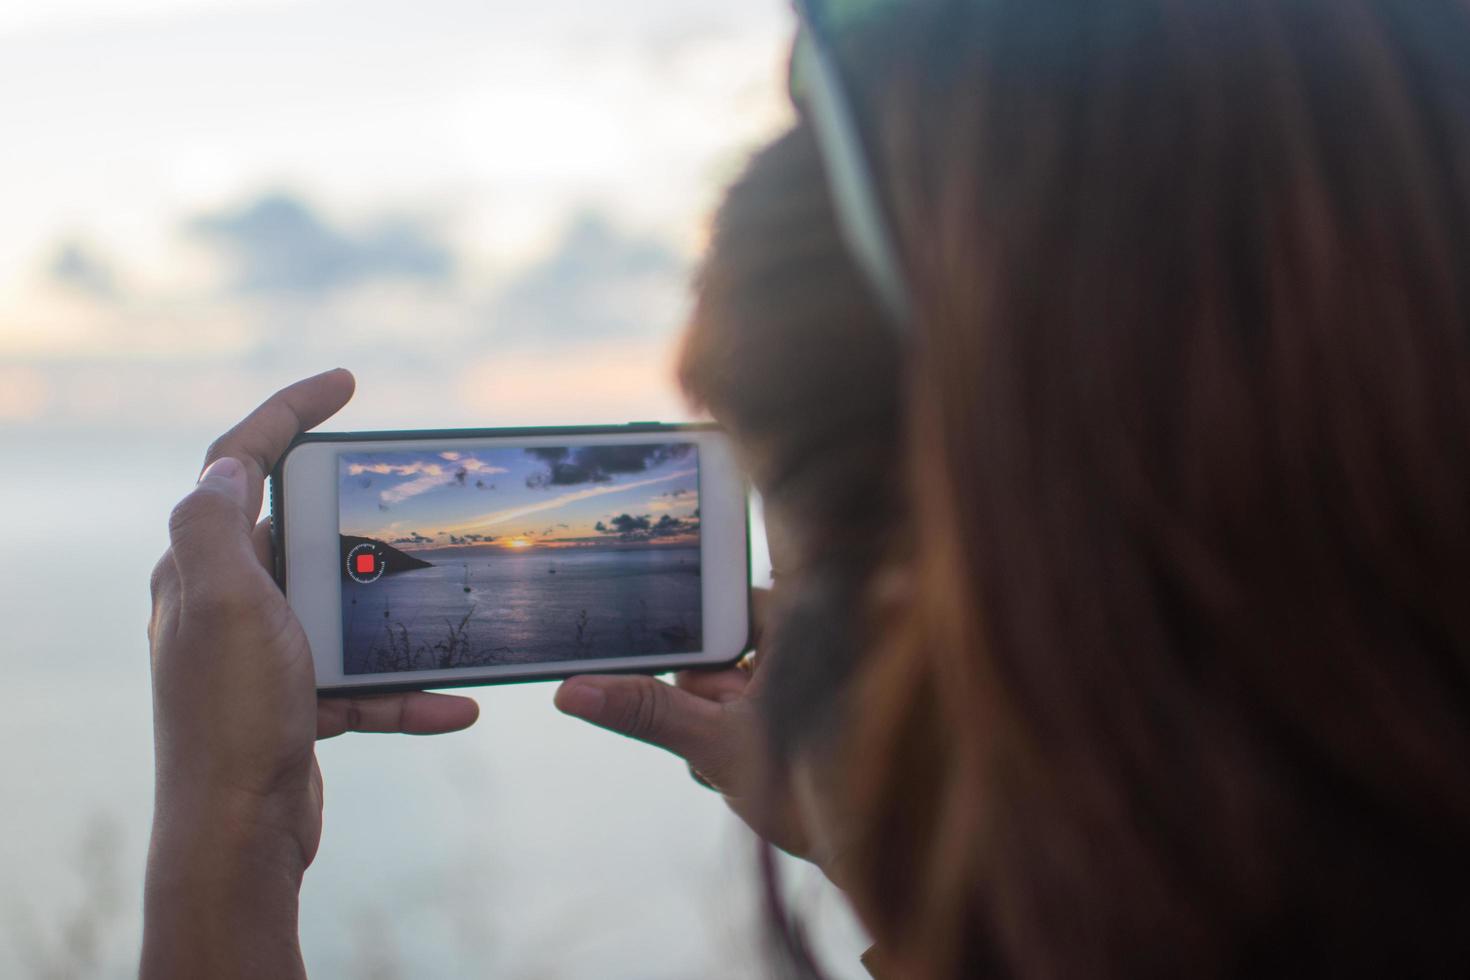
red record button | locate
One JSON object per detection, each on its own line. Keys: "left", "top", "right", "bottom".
{"left": 346, "top": 542, "right": 386, "bottom": 584}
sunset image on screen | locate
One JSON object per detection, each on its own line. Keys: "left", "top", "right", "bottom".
{"left": 338, "top": 442, "right": 701, "bottom": 674}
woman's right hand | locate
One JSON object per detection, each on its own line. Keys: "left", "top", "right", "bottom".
{"left": 553, "top": 589, "right": 816, "bottom": 863}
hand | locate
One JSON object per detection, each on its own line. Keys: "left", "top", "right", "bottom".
{"left": 143, "top": 370, "right": 479, "bottom": 979}
{"left": 552, "top": 590, "right": 815, "bottom": 863}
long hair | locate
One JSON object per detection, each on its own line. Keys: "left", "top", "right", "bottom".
{"left": 686, "top": 0, "right": 1470, "bottom": 975}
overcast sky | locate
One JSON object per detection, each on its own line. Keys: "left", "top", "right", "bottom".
{"left": 0, "top": 0, "right": 792, "bottom": 430}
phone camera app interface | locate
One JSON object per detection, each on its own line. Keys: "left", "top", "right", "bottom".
{"left": 344, "top": 541, "right": 387, "bottom": 584}
{"left": 337, "top": 443, "right": 702, "bottom": 675}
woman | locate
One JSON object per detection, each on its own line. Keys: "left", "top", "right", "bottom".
{"left": 144, "top": 0, "right": 1470, "bottom": 976}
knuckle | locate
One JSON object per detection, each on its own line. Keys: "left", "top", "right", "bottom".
{"left": 167, "top": 491, "right": 217, "bottom": 540}
{"left": 202, "top": 435, "right": 231, "bottom": 471}
{"left": 619, "top": 684, "right": 667, "bottom": 740}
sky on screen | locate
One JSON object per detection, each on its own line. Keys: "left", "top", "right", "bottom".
{"left": 339, "top": 444, "right": 700, "bottom": 551}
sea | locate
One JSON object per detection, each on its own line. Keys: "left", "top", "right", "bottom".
{"left": 343, "top": 547, "right": 704, "bottom": 674}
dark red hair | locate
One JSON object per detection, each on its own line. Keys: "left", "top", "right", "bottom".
{"left": 685, "top": 0, "right": 1470, "bottom": 975}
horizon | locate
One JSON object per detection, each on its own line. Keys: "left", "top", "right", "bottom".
{"left": 344, "top": 533, "right": 700, "bottom": 559}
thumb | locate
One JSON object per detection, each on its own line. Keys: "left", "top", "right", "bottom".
{"left": 167, "top": 456, "right": 257, "bottom": 586}
{"left": 555, "top": 675, "right": 724, "bottom": 764}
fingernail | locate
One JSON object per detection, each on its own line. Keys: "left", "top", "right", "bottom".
{"left": 556, "top": 682, "right": 606, "bottom": 719}
{"left": 199, "top": 457, "right": 247, "bottom": 501}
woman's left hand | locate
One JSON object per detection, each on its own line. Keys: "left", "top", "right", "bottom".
{"left": 143, "top": 369, "right": 479, "bottom": 979}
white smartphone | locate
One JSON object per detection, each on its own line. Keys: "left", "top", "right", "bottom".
{"left": 270, "top": 423, "right": 751, "bottom": 693}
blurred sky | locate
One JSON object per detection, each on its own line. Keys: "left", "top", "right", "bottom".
{"left": 0, "top": 0, "right": 792, "bottom": 432}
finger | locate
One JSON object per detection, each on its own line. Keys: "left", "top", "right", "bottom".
{"left": 317, "top": 692, "right": 481, "bottom": 740}
{"left": 202, "top": 368, "right": 355, "bottom": 521}
{"left": 167, "top": 457, "right": 259, "bottom": 597}
{"left": 674, "top": 667, "right": 749, "bottom": 704}
{"left": 554, "top": 674, "right": 724, "bottom": 763}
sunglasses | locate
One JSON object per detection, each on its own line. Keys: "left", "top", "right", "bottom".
{"left": 789, "top": 0, "right": 914, "bottom": 334}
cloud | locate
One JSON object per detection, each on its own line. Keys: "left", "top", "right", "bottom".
{"left": 190, "top": 192, "right": 454, "bottom": 296}
{"left": 447, "top": 533, "right": 495, "bottom": 545}
{"left": 435, "top": 452, "right": 502, "bottom": 476}
{"left": 525, "top": 443, "right": 692, "bottom": 488}
{"left": 491, "top": 211, "right": 687, "bottom": 345}
{"left": 440, "top": 467, "right": 696, "bottom": 536}
{"left": 380, "top": 470, "right": 457, "bottom": 506}
{"left": 595, "top": 512, "right": 696, "bottom": 541}
{"left": 350, "top": 460, "right": 447, "bottom": 477}
{"left": 390, "top": 531, "right": 435, "bottom": 545}
{"left": 348, "top": 455, "right": 509, "bottom": 507}
{"left": 648, "top": 487, "right": 697, "bottom": 512}
{"left": 48, "top": 241, "right": 118, "bottom": 300}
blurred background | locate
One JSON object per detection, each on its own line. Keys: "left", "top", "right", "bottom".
{"left": 0, "top": 0, "right": 867, "bottom": 975}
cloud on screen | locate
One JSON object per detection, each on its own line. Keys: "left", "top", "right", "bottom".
{"left": 348, "top": 455, "right": 511, "bottom": 507}
{"left": 390, "top": 532, "right": 434, "bottom": 545}
{"left": 439, "top": 467, "right": 696, "bottom": 535}
{"left": 524, "top": 443, "right": 692, "bottom": 488}
{"left": 447, "top": 533, "right": 494, "bottom": 545}
{"left": 594, "top": 512, "right": 696, "bottom": 541}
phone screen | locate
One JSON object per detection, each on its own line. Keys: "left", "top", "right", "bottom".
{"left": 336, "top": 442, "right": 703, "bottom": 675}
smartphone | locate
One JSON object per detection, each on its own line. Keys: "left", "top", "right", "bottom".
{"left": 270, "top": 423, "right": 751, "bottom": 694}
